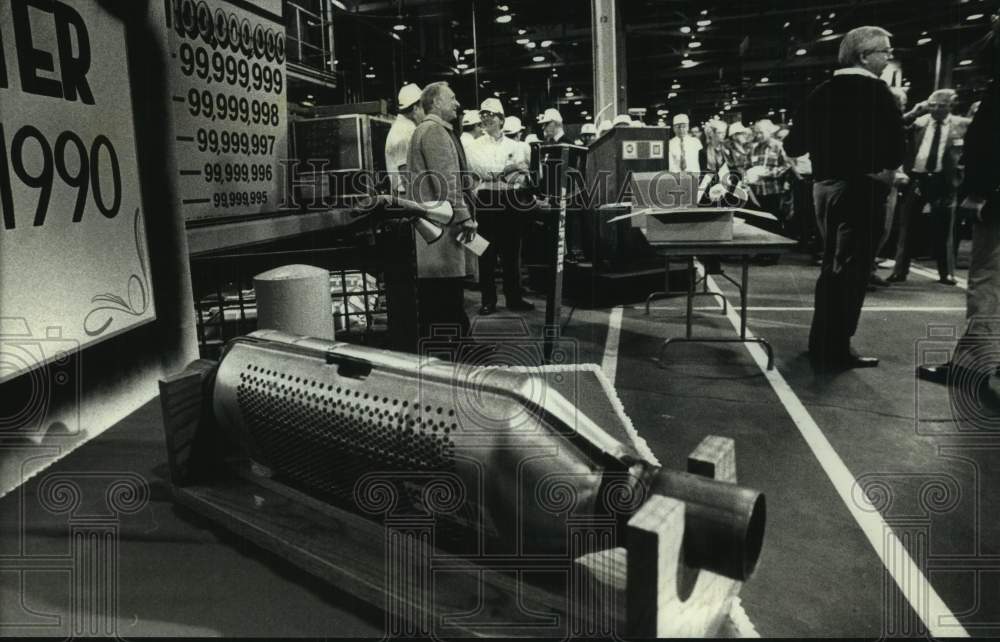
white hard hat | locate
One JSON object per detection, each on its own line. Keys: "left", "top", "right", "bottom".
{"left": 754, "top": 118, "right": 779, "bottom": 137}
{"left": 479, "top": 97, "right": 505, "bottom": 116}
{"left": 524, "top": 133, "right": 540, "bottom": 143}
{"left": 630, "top": 120, "right": 644, "bottom": 127}
{"left": 502, "top": 116, "right": 524, "bottom": 134}
{"left": 397, "top": 83, "right": 422, "bottom": 110}
{"left": 728, "top": 122, "right": 750, "bottom": 136}
{"left": 672, "top": 113, "right": 689, "bottom": 125}
{"left": 612, "top": 114, "right": 633, "bottom": 127}
{"left": 461, "top": 110, "right": 481, "bottom": 126}
{"left": 537, "top": 108, "right": 563, "bottom": 125}
{"left": 581, "top": 123, "right": 597, "bottom": 135}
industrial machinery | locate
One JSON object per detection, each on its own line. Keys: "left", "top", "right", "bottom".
{"left": 160, "top": 330, "right": 766, "bottom": 636}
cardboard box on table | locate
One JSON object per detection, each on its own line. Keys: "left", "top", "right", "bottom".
{"left": 628, "top": 172, "right": 734, "bottom": 242}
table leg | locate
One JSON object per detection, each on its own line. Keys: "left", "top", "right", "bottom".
{"left": 645, "top": 257, "right": 672, "bottom": 315}
{"left": 740, "top": 259, "right": 749, "bottom": 340}
{"left": 686, "top": 256, "right": 695, "bottom": 339}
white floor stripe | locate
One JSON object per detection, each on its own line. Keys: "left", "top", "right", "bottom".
{"left": 640, "top": 305, "right": 966, "bottom": 313}
{"left": 907, "top": 263, "right": 969, "bottom": 290}
{"left": 601, "top": 306, "right": 623, "bottom": 384}
{"left": 700, "top": 273, "right": 969, "bottom": 638}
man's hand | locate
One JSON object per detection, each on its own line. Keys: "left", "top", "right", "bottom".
{"left": 960, "top": 194, "right": 989, "bottom": 222}
{"left": 457, "top": 218, "right": 478, "bottom": 243}
{"left": 867, "top": 169, "right": 896, "bottom": 186}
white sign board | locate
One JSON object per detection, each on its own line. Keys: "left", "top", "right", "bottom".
{"left": 0, "top": 0, "right": 155, "bottom": 383}
{"left": 160, "top": 0, "right": 287, "bottom": 222}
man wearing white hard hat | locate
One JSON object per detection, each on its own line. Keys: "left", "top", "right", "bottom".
{"left": 467, "top": 97, "right": 535, "bottom": 315}
{"left": 537, "top": 108, "right": 565, "bottom": 143}
{"left": 725, "top": 122, "right": 753, "bottom": 174}
{"left": 668, "top": 113, "right": 702, "bottom": 174}
{"left": 580, "top": 123, "right": 597, "bottom": 146}
{"left": 746, "top": 118, "right": 791, "bottom": 226}
{"left": 460, "top": 110, "right": 483, "bottom": 150}
{"left": 502, "top": 116, "right": 531, "bottom": 167}
{"left": 384, "top": 83, "right": 424, "bottom": 194}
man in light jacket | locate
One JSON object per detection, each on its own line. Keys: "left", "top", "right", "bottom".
{"left": 407, "top": 82, "right": 478, "bottom": 340}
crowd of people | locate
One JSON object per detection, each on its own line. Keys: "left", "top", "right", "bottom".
{"left": 382, "top": 12, "right": 1000, "bottom": 380}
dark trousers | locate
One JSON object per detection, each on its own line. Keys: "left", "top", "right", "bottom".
{"left": 892, "top": 173, "right": 957, "bottom": 279}
{"left": 809, "top": 178, "right": 889, "bottom": 362}
{"left": 791, "top": 176, "right": 817, "bottom": 248}
{"left": 477, "top": 206, "right": 524, "bottom": 307}
{"left": 417, "top": 277, "right": 469, "bottom": 345}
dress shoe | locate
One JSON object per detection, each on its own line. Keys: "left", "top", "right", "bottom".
{"left": 869, "top": 274, "right": 891, "bottom": 287}
{"left": 885, "top": 272, "right": 907, "bottom": 283}
{"left": 478, "top": 303, "right": 497, "bottom": 316}
{"left": 844, "top": 354, "right": 879, "bottom": 368}
{"left": 939, "top": 275, "right": 958, "bottom": 286}
{"left": 917, "top": 363, "right": 951, "bottom": 384}
{"left": 506, "top": 299, "right": 536, "bottom": 312}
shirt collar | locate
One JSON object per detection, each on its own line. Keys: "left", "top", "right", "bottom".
{"left": 424, "top": 114, "right": 453, "bottom": 131}
{"left": 833, "top": 67, "right": 879, "bottom": 79}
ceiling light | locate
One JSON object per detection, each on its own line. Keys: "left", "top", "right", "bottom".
{"left": 921, "top": 31, "right": 928, "bottom": 36}
{"left": 795, "top": 48, "right": 807, "bottom": 56}
{"left": 668, "top": 92, "right": 677, "bottom": 98}
{"left": 566, "top": 87, "right": 573, "bottom": 92}
{"left": 532, "top": 55, "right": 545, "bottom": 62}
{"left": 517, "top": 28, "right": 527, "bottom": 35}
{"left": 700, "top": 9, "right": 708, "bottom": 15}
{"left": 671, "top": 83, "right": 681, "bottom": 90}
{"left": 959, "top": 59, "right": 973, "bottom": 65}
{"left": 697, "top": 19, "right": 712, "bottom": 27}
{"left": 511, "top": 96, "right": 520, "bottom": 101}
{"left": 541, "top": 40, "right": 553, "bottom": 47}
{"left": 783, "top": 21, "right": 790, "bottom": 28}
{"left": 391, "top": 32, "right": 401, "bottom": 41}
{"left": 495, "top": 14, "right": 512, "bottom": 23}
{"left": 498, "top": 4, "right": 509, "bottom": 10}
{"left": 457, "top": 63, "right": 469, "bottom": 69}
{"left": 331, "top": 0, "right": 347, "bottom": 9}
{"left": 760, "top": 76, "right": 769, "bottom": 83}
{"left": 365, "top": 73, "right": 376, "bottom": 79}
{"left": 525, "top": 41, "right": 536, "bottom": 48}
{"left": 573, "top": 100, "right": 582, "bottom": 105}
{"left": 301, "top": 100, "right": 315, "bottom": 107}
{"left": 828, "top": 12, "right": 836, "bottom": 18}
{"left": 697, "top": 26, "right": 707, "bottom": 32}
{"left": 680, "top": 26, "right": 692, "bottom": 34}
{"left": 581, "top": 110, "right": 588, "bottom": 114}
{"left": 681, "top": 59, "right": 697, "bottom": 67}
{"left": 306, "top": 94, "right": 314, "bottom": 100}
{"left": 918, "top": 37, "right": 932, "bottom": 45}
{"left": 821, "top": 29, "right": 833, "bottom": 36}
{"left": 689, "top": 41, "right": 701, "bottom": 48}
{"left": 464, "top": 48, "right": 475, "bottom": 55}
{"left": 967, "top": 13, "right": 985, "bottom": 21}
{"left": 516, "top": 37, "right": 529, "bottom": 44}
{"left": 393, "top": 23, "right": 406, "bottom": 31}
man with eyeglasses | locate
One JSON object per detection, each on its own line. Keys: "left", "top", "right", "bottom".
{"left": 785, "top": 26, "right": 905, "bottom": 370}
{"left": 467, "top": 98, "right": 535, "bottom": 315}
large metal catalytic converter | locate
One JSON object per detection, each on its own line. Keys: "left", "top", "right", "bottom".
{"left": 210, "top": 330, "right": 765, "bottom": 581}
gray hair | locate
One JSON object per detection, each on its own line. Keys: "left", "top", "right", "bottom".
{"left": 928, "top": 88, "right": 957, "bottom": 104}
{"left": 420, "top": 81, "right": 450, "bottom": 113}
{"left": 838, "top": 26, "right": 892, "bottom": 67}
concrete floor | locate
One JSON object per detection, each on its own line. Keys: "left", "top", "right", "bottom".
{"left": 492, "top": 246, "right": 998, "bottom": 637}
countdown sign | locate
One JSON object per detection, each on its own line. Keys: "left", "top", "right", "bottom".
{"left": 0, "top": 0, "right": 155, "bottom": 383}
{"left": 160, "top": 0, "right": 287, "bottom": 222}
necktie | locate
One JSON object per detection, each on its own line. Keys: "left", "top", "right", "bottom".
{"left": 680, "top": 138, "right": 687, "bottom": 171}
{"left": 925, "top": 121, "right": 941, "bottom": 173}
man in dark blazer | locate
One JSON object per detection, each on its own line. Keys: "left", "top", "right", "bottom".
{"left": 888, "top": 89, "right": 971, "bottom": 285}
{"left": 920, "top": 10, "right": 1000, "bottom": 385}
{"left": 407, "top": 81, "right": 478, "bottom": 341}
{"left": 784, "top": 26, "right": 905, "bottom": 369}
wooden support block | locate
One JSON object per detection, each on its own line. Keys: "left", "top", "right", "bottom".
{"left": 689, "top": 435, "right": 737, "bottom": 483}
{"left": 158, "top": 359, "right": 217, "bottom": 485}
{"left": 626, "top": 495, "right": 686, "bottom": 637}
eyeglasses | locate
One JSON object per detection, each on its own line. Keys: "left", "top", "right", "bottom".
{"left": 479, "top": 111, "right": 501, "bottom": 120}
{"left": 865, "top": 48, "right": 893, "bottom": 57}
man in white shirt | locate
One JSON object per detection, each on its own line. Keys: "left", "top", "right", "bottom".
{"left": 467, "top": 98, "right": 534, "bottom": 315}
{"left": 537, "top": 108, "right": 565, "bottom": 143}
{"left": 668, "top": 113, "right": 702, "bottom": 174}
{"left": 502, "top": 116, "right": 531, "bottom": 167}
{"left": 384, "top": 83, "right": 424, "bottom": 194}
{"left": 888, "top": 88, "right": 971, "bottom": 284}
